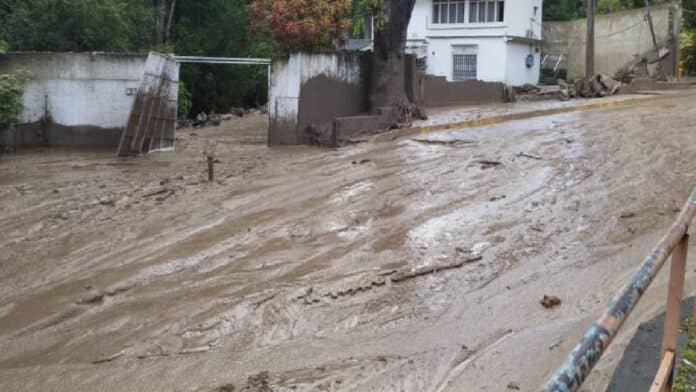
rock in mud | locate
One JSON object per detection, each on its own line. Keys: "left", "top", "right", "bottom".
{"left": 240, "top": 371, "right": 272, "bottom": 392}
{"left": 540, "top": 295, "right": 562, "bottom": 309}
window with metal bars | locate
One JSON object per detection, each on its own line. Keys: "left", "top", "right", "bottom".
{"left": 453, "top": 54, "right": 477, "bottom": 81}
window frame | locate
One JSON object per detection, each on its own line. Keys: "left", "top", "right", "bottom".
{"left": 432, "top": 0, "right": 468, "bottom": 24}
{"left": 466, "top": 0, "right": 505, "bottom": 24}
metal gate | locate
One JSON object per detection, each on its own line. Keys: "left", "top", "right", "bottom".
{"left": 117, "top": 52, "right": 179, "bottom": 157}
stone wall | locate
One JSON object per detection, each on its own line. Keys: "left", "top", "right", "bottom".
{"left": 544, "top": 4, "right": 680, "bottom": 79}
{"left": 0, "top": 52, "right": 151, "bottom": 149}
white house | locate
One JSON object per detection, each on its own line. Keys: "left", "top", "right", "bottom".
{"left": 406, "top": 0, "right": 543, "bottom": 86}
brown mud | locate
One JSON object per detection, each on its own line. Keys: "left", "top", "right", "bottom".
{"left": 1, "top": 94, "right": 696, "bottom": 391}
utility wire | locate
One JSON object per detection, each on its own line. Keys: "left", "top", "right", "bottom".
{"left": 596, "top": 18, "right": 647, "bottom": 38}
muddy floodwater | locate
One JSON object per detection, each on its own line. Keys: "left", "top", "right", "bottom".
{"left": 1, "top": 93, "right": 696, "bottom": 391}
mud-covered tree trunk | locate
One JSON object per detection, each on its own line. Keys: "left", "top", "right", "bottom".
{"left": 370, "top": 0, "right": 417, "bottom": 120}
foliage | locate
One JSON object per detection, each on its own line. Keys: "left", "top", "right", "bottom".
{"left": 248, "top": 0, "right": 352, "bottom": 52}
{"left": 673, "top": 331, "right": 696, "bottom": 392}
{"left": 177, "top": 80, "right": 192, "bottom": 120}
{"left": 0, "top": 0, "right": 156, "bottom": 52}
{"left": 685, "top": 0, "right": 696, "bottom": 30}
{"left": 543, "top": 0, "right": 669, "bottom": 21}
{"left": 0, "top": 72, "right": 29, "bottom": 130}
{"left": 0, "top": 40, "right": 8, "bottom": 54}
{"left": 352, "top": 0, "right": 386, "bottom": 37}
{"left": 172, "top": 0, "right": 276, "bottom": 116}
{"left": 682, "top": 30, "right": 696, "bottom": 76}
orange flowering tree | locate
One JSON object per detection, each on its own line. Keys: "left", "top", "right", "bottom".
{"left": 248, "top": 0, "right": 352, "bottom": 52}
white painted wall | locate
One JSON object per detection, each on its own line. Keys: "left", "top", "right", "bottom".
{"left": 505, "top": 42, "right": 540, "bottom": 85}
{"left": 427, "top": 37, "right": 508, "bottom": 82}
{"left": 505, "top": 0, "right": 543, "bottom": 39}
{"left": 408, "top": 0, "right": 542, "bottom": 39}
{"left": 0, "top": 53, "right": 147, "bottom": 128}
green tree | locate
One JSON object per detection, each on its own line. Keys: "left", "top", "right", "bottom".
{"left": 171, "top": 0, "right": 276, "bottom": 115}
{"left": 0, "top": 72, "right": 28, "bottom": 130}
{"left": 0, "top": 0, "right": 156, "bottom": 52}
{"left": 543, "top": 0, "right": 668, "bottom": 21}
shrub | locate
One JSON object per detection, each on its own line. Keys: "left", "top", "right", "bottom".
{"left": 682, "top": 31, "right": 696, "bottom": 77}
{"left": 177, "top": 80, "right": 192, "bottom": 120}
{"left": 0, "top": 71, "right": 28, "bottom": 130}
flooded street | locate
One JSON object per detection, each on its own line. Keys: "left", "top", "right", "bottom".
{"left": 1, "top": 93, "right": 696, "bottom": 391}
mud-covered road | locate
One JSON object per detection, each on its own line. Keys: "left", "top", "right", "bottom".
{"left": 1, "top": 93, "right": 696, "bottom": 391}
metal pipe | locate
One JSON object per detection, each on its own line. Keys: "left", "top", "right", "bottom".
{"left": 173, "top": 56, "right": 271, "bottom": 65}
{"left": 544, "top": 186, "right": 696, "bottom": 392}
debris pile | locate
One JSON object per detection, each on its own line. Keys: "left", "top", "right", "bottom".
{"left": 558, "top": 74, "right": 622, "bottom": 100}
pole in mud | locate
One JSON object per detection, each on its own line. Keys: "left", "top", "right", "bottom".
{"left": 204, "top": 140, "right": 217, "bottom": 183}
{"left": 207, "top": 155, "right": 214, "bottom": 182}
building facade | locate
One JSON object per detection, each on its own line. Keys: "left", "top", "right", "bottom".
{"left": 406, "top": 0, "right": 543, "bottom": 86}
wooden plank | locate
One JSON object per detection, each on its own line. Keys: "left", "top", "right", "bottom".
{"left": 649, "top": 350, "right": 675, "bottom": 392}
{"left": 662, "top": 234, "right": 689, "bottom": 357}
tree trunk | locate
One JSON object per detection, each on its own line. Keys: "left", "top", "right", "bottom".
{"left": 165, "top": 0, "right": 177, "bottom": 44}
{"left": 370, "top": 0, "right": 417, "bottom": 119}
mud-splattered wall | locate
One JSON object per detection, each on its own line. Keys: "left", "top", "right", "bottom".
{"left": 417, "top": 75, "right": 506, "bottom": 107}
{"left": 0, "top": 52, "right": 148, "bottom": 148}
{"left": 268, "top": 52, "right": 369, "bottom": 146}
{"left": 544, "top": 4, "right": 680, "bottom": 79}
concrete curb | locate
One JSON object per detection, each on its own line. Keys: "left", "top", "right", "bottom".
{"left": 377, "top": 89, "right": 696, "bottom": 141}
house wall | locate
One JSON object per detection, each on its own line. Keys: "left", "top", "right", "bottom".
{"left": 406, "top": 0, "right": 542, "bottom": 85}
{"left": 409, "top": 0, "right": 542, "bottom": 39}
{"left": 0, "top": 52, "right": 148, "bottom": 148}
{"left": 427, "top": 37, "right": 507, "bottom": 82}
{"left": 268, "top": 52, "right": 368, "bottom": 146}
{"left": 506, "top": 42, "right": 541, "bottom": 86}
{"left": 544, "top": 3, "right": 679, "bottom": 79}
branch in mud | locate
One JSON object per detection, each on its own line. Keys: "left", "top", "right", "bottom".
{"left": 390, "top": 255, "right": 482, "bottom": 283}
{"left": 516, "top": 152, "right": 545, "bottom": 161}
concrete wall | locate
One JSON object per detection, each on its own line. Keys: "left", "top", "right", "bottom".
{"left": 544, "top": 4, "right": 679, "bottom": 79}
{"left": 268, "top": 52, "right": 368, "bottom": 146}
{"left": 0, "top": 52, "right": 148, "bottom": 148}
{"left": 420, "top": 74, "right": 505, "bottom": 107}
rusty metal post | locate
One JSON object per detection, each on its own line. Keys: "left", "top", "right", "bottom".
{"left": 544, "top": 188, "right": 696, "bottom": 392}
{"left": 657, "top": 234, "right": 689, "bottom": 392}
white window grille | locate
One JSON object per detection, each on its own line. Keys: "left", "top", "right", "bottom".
{"left": 452, "top": 45, "right": 478, "bottom": 80}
